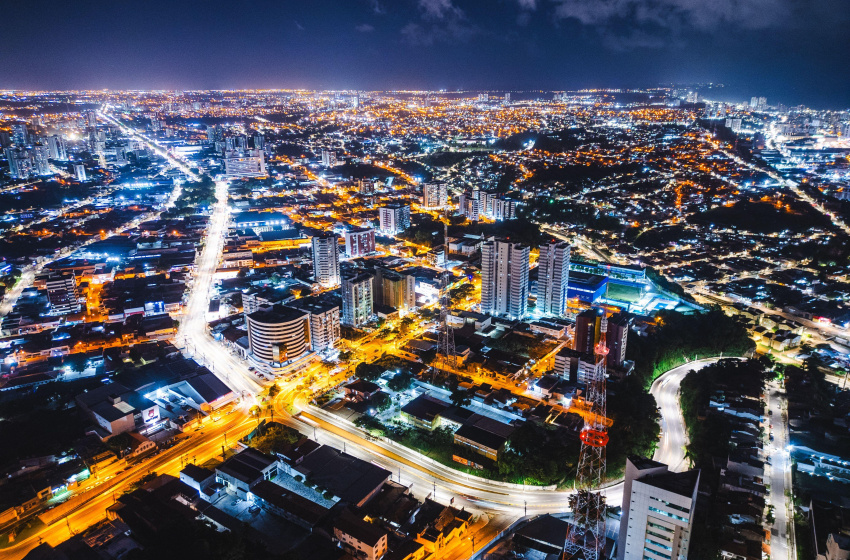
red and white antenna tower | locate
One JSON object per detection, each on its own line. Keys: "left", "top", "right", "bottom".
{"left": 565, "top": 309, "right": 609, "bottom": 560}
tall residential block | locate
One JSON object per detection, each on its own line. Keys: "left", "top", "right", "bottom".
{"left": 47, "top": 135, "right": 67, "bottom": 160}
{"left": 536, "top": 241, "right": 571, "bottom": 317}
{"left": 289, "top": 296, "right": 341, "bottom": 354}
{"left": 321, "top": 150, "right": 338, "bottom": 167}
{"left": 46, "top": 272, "right": 81, "bottom": 315}
{"left": 618, "top": 456, "right": 700, "bottom": 560}
{"left": 5, "top": 147, "right": 32, "bottom": 179}
{"left": 574, "top": 307, "right": 603, "bottom": 355}
{"left": 311, "top": 233, "right": 341, "bottom": 288}
{"left": 481, "top": 238, "right": 530, "bottom": 320}
{"left": 344, "top": 227, "right": 376, "bottom": 258}
{"left": 373, "top": 267, "right": 416, "bottom": 314}
{"left": 422, "top": 182, "right": 448, "bottom": 209}
{"left": 74, "top": 163, "right": 87, "bottom": 182}
{"left": 606, "top": 312, "right": 631, "bottom": 368}
{"left": 342, "top": 273, "right": 374, "bottom": 327}
{"left": 379, "top": 204, "right": 410, "bottom": 236}
{"left": 31, "top": 143, "right": 51, "bottom": 175}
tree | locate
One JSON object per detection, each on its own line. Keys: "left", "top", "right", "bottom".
{"left": 267, "top": 384, "right": 280, "bottom": 397}
{"left": 388, "top": 372, "right": 415, "bottom": 393}
{"left": 450, "top": 388, "right": 472, "bottom": 408}
{"left": 371, "top": 392, "right": 392, "bottom": 413}
{"left": 449, "top": 283, "right": 475, "bottom": 305}
{"left": 250, "top": 424, "right": 300, "bottom": 454}
{"left": 399, "top": 316, "right": 416, "bottom": 337}
{"left": 355, "top": 361, "right": 383, "bottom": 381}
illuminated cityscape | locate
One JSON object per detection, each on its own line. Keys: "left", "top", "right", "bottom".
{"left": 0, "top": 1, "right": 849, "bottom": 560}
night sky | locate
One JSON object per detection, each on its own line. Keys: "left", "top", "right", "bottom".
{"left": 2, "top": 0, "right": 848, "bottom": 108}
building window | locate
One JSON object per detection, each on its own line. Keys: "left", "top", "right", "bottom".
{"left": 648, "top": 507, "right": 688, "bottom": 522}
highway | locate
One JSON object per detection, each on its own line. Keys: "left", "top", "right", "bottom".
{"left": 176, "top": 178, "right": 263, "bottom": 397}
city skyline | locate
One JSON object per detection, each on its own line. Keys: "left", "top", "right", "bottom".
{"left": 1, "top": 0, "right": 848, "bottom": 108}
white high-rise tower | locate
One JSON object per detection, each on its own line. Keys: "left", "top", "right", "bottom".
{"left": 311, "top": 233, "right": 340, "bottom": 288}
{"left": 537, "top": 241, "right": 571, "bottom": 316}
{"left": 480, "top": 238, "right": 530, "bottom": 320}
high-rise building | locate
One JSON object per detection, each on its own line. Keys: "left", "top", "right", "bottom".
{"left": 504, "top": 92, "right": 511, "bottom": 104}
{"left": 725, "top": 118, "right": 743, "bottom": 132}
{"left": 206, "top": 125, "right": 220, "bottom": 144}
{"left": 479, "top": 192, "right": 519, "bottom": 221}
{"left": 31, "top": 143, "right": 51, "bottom": 175}
{"left": 342, "top": 273, "right": 374, "bottom": 327}
{"left": 750, "top": 97, "right": 767, "bottom": 111}
{"left": 574, "top": 308, "right": 604, "bottom": 355}
{"left": 311, "top": 233, "right": 341, "bottom": 288}
{"left": 0, "top": 131, "right": 11, "bottom": 148}
{"left": 46, "top": 272, "right": 81, "bottom": 315}
{"left": 47, "top": 135, "right": 67, "bottom": 160}
{"left": 86, "top": 111, "right": 98, "bottom": 128}
{"left": 577, "top": 354, "right": 604, "bottom": 385}
{"left": 321, "top": 150, "right": 338, "bottom": 167}
{"left": 5, "top": 147, "right": 32, "bottom": 179}
{"left": 459, "top": 192, "right": 480, "bottom": 221}
{"left": 289, "top": 297, "right": 341, "bottom": 354}
{"left": 373, "top": 267, "right": 416, "bottom": 314}
{"left": 74, "top": 164, "right": 87, "bottom": 182}
{"left": 253, "top": 134, "right": 265, "bottom": 150}
{"left": 224, "top": 149, "right": 266, "bottom": 177}
{"left": 480, "top": 238, "right": 530, "bottom": 320}
{"left": 246, "top": 305, "right": 311, "bottom": 369}
{"left": 606, "top": 312, "right": 631, "bottom": 368}
{"left": 11, "top": 124, "right": 29, "bottom": 146}
{"left": 536, "top": 242, "right": 570, "bottom": 317}
{"left": 422, "top": 182, "right": 448, "bottom": 209}
{"left": 344, "top": 227, "right": 376, "bottom": 258}
{"left": 618, "top": 456, "right": 700, "bottom": 560}
{"left": 379, "top": 204, "right": 410, "bottom": 235}
{"left": 358, "top": 179, "right": 375, "bottom": 195}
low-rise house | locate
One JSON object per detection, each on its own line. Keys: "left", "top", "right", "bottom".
{"left": 76, "top": 382, "right": 161, "bottom": 439}
{"left": 126, "top": 432, "right": 156, "bottom": 458}
{"left": 250, "top": 479, "right": 329, "bottom": 530}
{"left": 296, "top": 445, "right": 390, "bottom": 507}
{"left": 409, "top": 499, "right": 472, "bottom": 554}
{"left": 179, "top": 464, "right": 220, "bottom": 502}
{"left": 334, "top": 509, "right": 389, "bottom": 560}
{"left": 453, "top": 423, "right": 508, "bottom": 461}
{"left": 345, "top": 379, "right": 381, "bottom": 402}
{"left": 215, "top": 448, "right": 279, "bottom": 499}
{"left": 400, "top": 394, "right": 449, "bottom": 431}
{"left": 275, "top": 436, "right": 322, "bottom": 477}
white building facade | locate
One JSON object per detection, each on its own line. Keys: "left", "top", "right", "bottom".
{"left": 480, "top": 238, "right": 529, "bottom": 320}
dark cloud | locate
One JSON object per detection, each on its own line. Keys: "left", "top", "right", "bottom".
{"left": 550, "top": 0, "right": 790, "bottom": 30}
{"left": 0, "top": 0, "right": 845, "bottom": 108}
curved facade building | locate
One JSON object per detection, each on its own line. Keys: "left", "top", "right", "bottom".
{"left": 246, "top": 306, "right": 311, "bottom": 368}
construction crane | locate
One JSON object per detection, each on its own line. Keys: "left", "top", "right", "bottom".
{"left": 565, "top": 311, "right": 609, "bottom": 560}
